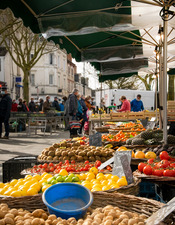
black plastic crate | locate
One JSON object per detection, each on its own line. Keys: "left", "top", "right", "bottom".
{"left": 3, "top": 156, "right": 38, "bottom": 183}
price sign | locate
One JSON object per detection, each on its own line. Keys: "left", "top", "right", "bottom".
{"left": 89, "top": 132, "right": 102, "bottom": 146}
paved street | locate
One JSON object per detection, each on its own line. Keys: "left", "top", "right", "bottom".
{"left": 0, "top": 130, "right": 70, "bottom": 182}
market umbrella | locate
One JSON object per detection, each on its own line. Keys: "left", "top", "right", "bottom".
{"left": 0, "top": 0, "right": 133, "bottom": 35}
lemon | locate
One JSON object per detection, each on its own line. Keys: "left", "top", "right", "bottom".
{"left": 33, "top": 174, "right": 41, "bottom": 181}
{"left": 19, "top": 188, "right": 27, "bottom": 196}
{"left": 24, "top": 180, "right": 35, "bottom": 188}
{"left": 89, "top": 167, "right": 98, "bottom": 175}
{"left": 145, "top": 151, "right": 157, "bottom": 159}
{"left": 30, "top": 183, "right": 41, "bottom": 192}
{"left": 4, "top": 188, "right": 15, "bottom": 196}
{"left": 42, "top": 184, "right": 52, "bottom": 192}
{"left": 110, "top": 184, "right": 119, "bottom": 189}
{"left": 104, "top": 174, "right": 112, "bottom": 179}
{"left": 92, "top": 184, "right": 102, "bottom": 189}
{"left": 14, "top": 181, "right": 24, "bottom": 188}
{"left": 10, "top": 179, "right": 18, "bottom": 186}
{"left": 24, "top": 175, "right": 33, "bottom": 180}
{"left": 85, "top": 172, "right": 95, "bottom": 180}
{"left": 111, "top": 175, "right": 119, "bottom": 182}
{"left": 27, "top": 188, "right": 38, "bottom": 196}
{"left": 0, "top": 183, "right": 5, "bottom": 188}
{"left": 81, "top": 183, "right": 92, "bottom": 190}
{"left": 10, "top": 190, "right": 22, "bottom": 197}
{"left": 102, "top": 185, "right": 111, "bottom": 191}
{"left": 101, "top": 180, "right": 108, "bottom": 186}
{"left": 59, "top": 169, "right": 68, "bottom": 176}
{"left": 117, "top": 177, "right": 128, "bottom": 187}
{"left": 41, "top": 172, "right": 48, "bottom": 178}
{"left": 91, "top": 186, "right": 102, "bottom": 192}
{"left": 96, "top": 174, "right": 104, "bottom": 181}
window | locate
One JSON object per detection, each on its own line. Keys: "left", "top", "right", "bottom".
{"left": 68, "top": 66, "right": 70, "bottom": 75}
{"left": 49, "top": 53, "right": 53, "bottom": 65}
{"left": 63, "top": 59, "right": 66, "bottom": 71}
{"left": 30, "top": 54, "right": 34, "bottom": 59}
{"left": 68, "top": 81, "right": 70, "bottom": 92}
{"left": 30, "top": 74, "right": 35, "bottom": 86}
{"left": 58, "top": 56, "right": 60, "bottom": 68}
{"left": 49, "top": 74, "right": 54, "bottom": 85}
{"left": 71, "top": 68, "right": 74, "bottom": 76}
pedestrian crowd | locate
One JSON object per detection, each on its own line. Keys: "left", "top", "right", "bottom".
{"left": 0, "top": 84, "right": 144, "bottom": 139}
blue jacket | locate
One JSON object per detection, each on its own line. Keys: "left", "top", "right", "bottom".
{"left": 79, "top": 98, "right": 88, "bottom": 121}
{"left": 59, "top": 103, "right": 64, "bottom": 111}
{"left": 77, "top": 100, "right": 83, "bottom": 116}
{"left": 131, "top": 98, "right": 144, "bottom": 112}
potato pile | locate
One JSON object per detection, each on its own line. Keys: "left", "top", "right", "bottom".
{"left": 0, "top": 203, "right": 147, "bottom": 225}
{"left": 38, "top": 142, "right": 115, "bottom": 162}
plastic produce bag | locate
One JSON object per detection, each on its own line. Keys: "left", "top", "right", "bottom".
{"left": 112, "top": 151, "right": 133, "bottom": 185}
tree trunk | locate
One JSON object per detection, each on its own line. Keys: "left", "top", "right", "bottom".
{"left": 23, "top": 70, "right": 30, "bottom": 103}
{"left": 168, "top": 75, "right": 175, "bottom": 100}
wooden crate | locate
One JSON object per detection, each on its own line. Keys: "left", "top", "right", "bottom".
{"left": 144, "top": 111, "right": 156, "bottom": 119}
{"left": 128, "top": 112, "right": 145, "bottom": 120}
{"left": 111, "top": 112, "right": 128, "bottom": 121}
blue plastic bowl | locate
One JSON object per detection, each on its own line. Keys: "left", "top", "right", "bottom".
{"left": 42, "top": 183, "right": 93, "bottom": 220}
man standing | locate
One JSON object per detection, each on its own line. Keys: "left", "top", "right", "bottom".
{"left": 0, "top": 86, "right": 12, "bottom": 139}
{"left": 43, "top": 95, "right": 51, "bottom": 113}
{"left": 117, "top": 96, "right": 131, "bottom": 112}
{"left": 131, "top": 94, "right": 144, "bottom": 112}
{"left": 28, "top": 97, "right": 36, "bottom": 112}
{"left": 52, "top": 97, "right": 60, "bottom": 111}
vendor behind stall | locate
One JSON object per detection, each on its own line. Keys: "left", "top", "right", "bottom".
{"left": 117, "top": 96, "right": 131, "bottom": 112}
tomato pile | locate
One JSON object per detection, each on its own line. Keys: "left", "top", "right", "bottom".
{"left": 29, "top": 160, "right": 103, "bottom": 174}
{"left": 138, "top": 151, "right": 175, "bottom": 177}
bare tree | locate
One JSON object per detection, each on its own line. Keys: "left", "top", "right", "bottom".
{"left": 105, "top": 75, "right": 141, "bottom": 90}
{"left": 0, "top": 9, "right": 58, "bottom": 102}
{"left": 137, "top": 73, "right": 155, "bottom": 90}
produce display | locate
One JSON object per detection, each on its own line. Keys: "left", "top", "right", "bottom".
{"left": 137, "top": 151, "right": 175, "bottom": 177}
{"left": 126, "top": 129, "right": 175, "bottom": 145}
{"left": 142, "top": 144, "right": 175, "bottom": 157}
{"left": 22, "top": 160, "right": 104, "bottom": 174}
{"left": 102, "top": 131, "right": 138, "bottom": 143}
{"left": 0, "top": 203, "right": 147, "bottom": 225}
{"left": 42, "top": 167, "right": 128, "bottom": 192}
{"left": 110, "top": 122, "right": 146, "bottom": 132}
{"left": 38, "top": 144, "right": 115, "bottom": 163}
{"left": 0, "top": 174, "right": 43, "bottom": 197}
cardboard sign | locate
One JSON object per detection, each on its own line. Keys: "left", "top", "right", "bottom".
{"left": 89, "top": 132, "right": 102, "bottom": 146}
{"left": 146, "top": 197, "right": 175, "bottom": 225}
{"left": 146, "top": 121, "right": 156, "bottom": 130}
{"left": 98, "top": 156, "right": 114, "bottom": 170}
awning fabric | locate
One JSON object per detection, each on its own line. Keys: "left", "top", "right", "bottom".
{"left": 99, "top": 72, "right": 138, "bottom": 82}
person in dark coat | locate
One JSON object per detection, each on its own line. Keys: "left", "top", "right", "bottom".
{"left": 79, "top": 95, "right": 88, "bottom": 134}
{"left": 69, "top": 89, "right": 78, "bottom": 119}
{"left": 38, "top": 98, "right": 43, "bottom": 111}
{"left": 23, "top": 100, "right": 29, "bottom": 112}
{"left": 0, "top": 86, "right": 12, "bottom": 139}
{"left": 52, "top": 97, "right": 60, "bottom": 111}
{"left": 28, "top": 98, "right": 36, "bottom": 112}
{"left": 17, "top": 98, "right": 25, "bottom": 112}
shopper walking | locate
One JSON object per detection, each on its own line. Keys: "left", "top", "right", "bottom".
{"left": 79, "top": 95, "right": 87, "bottom": 134}
{"left": 28, "top": 98, "right": 36, "bottom": 112}
{"left": 131, "top": 94, "right": 144, "bottom": 112}
{"left": 63, "top": 96, "right": 69, "bottom": 131}
{"left": 117, "top": 96, "right": 131, "bottom": 112}
{"left": 0, "top": 86, "right": 12, "bottom": 139}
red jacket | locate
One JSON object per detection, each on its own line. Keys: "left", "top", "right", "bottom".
{"left": 11, "top": 103, "right": 18, "bottom": 112}
{"left": 119, "top": 100, "right": 131, "bottom": 112}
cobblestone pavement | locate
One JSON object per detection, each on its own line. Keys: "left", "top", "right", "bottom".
{"left": 0, "top": 130, "right": 70, "bottom": 182}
